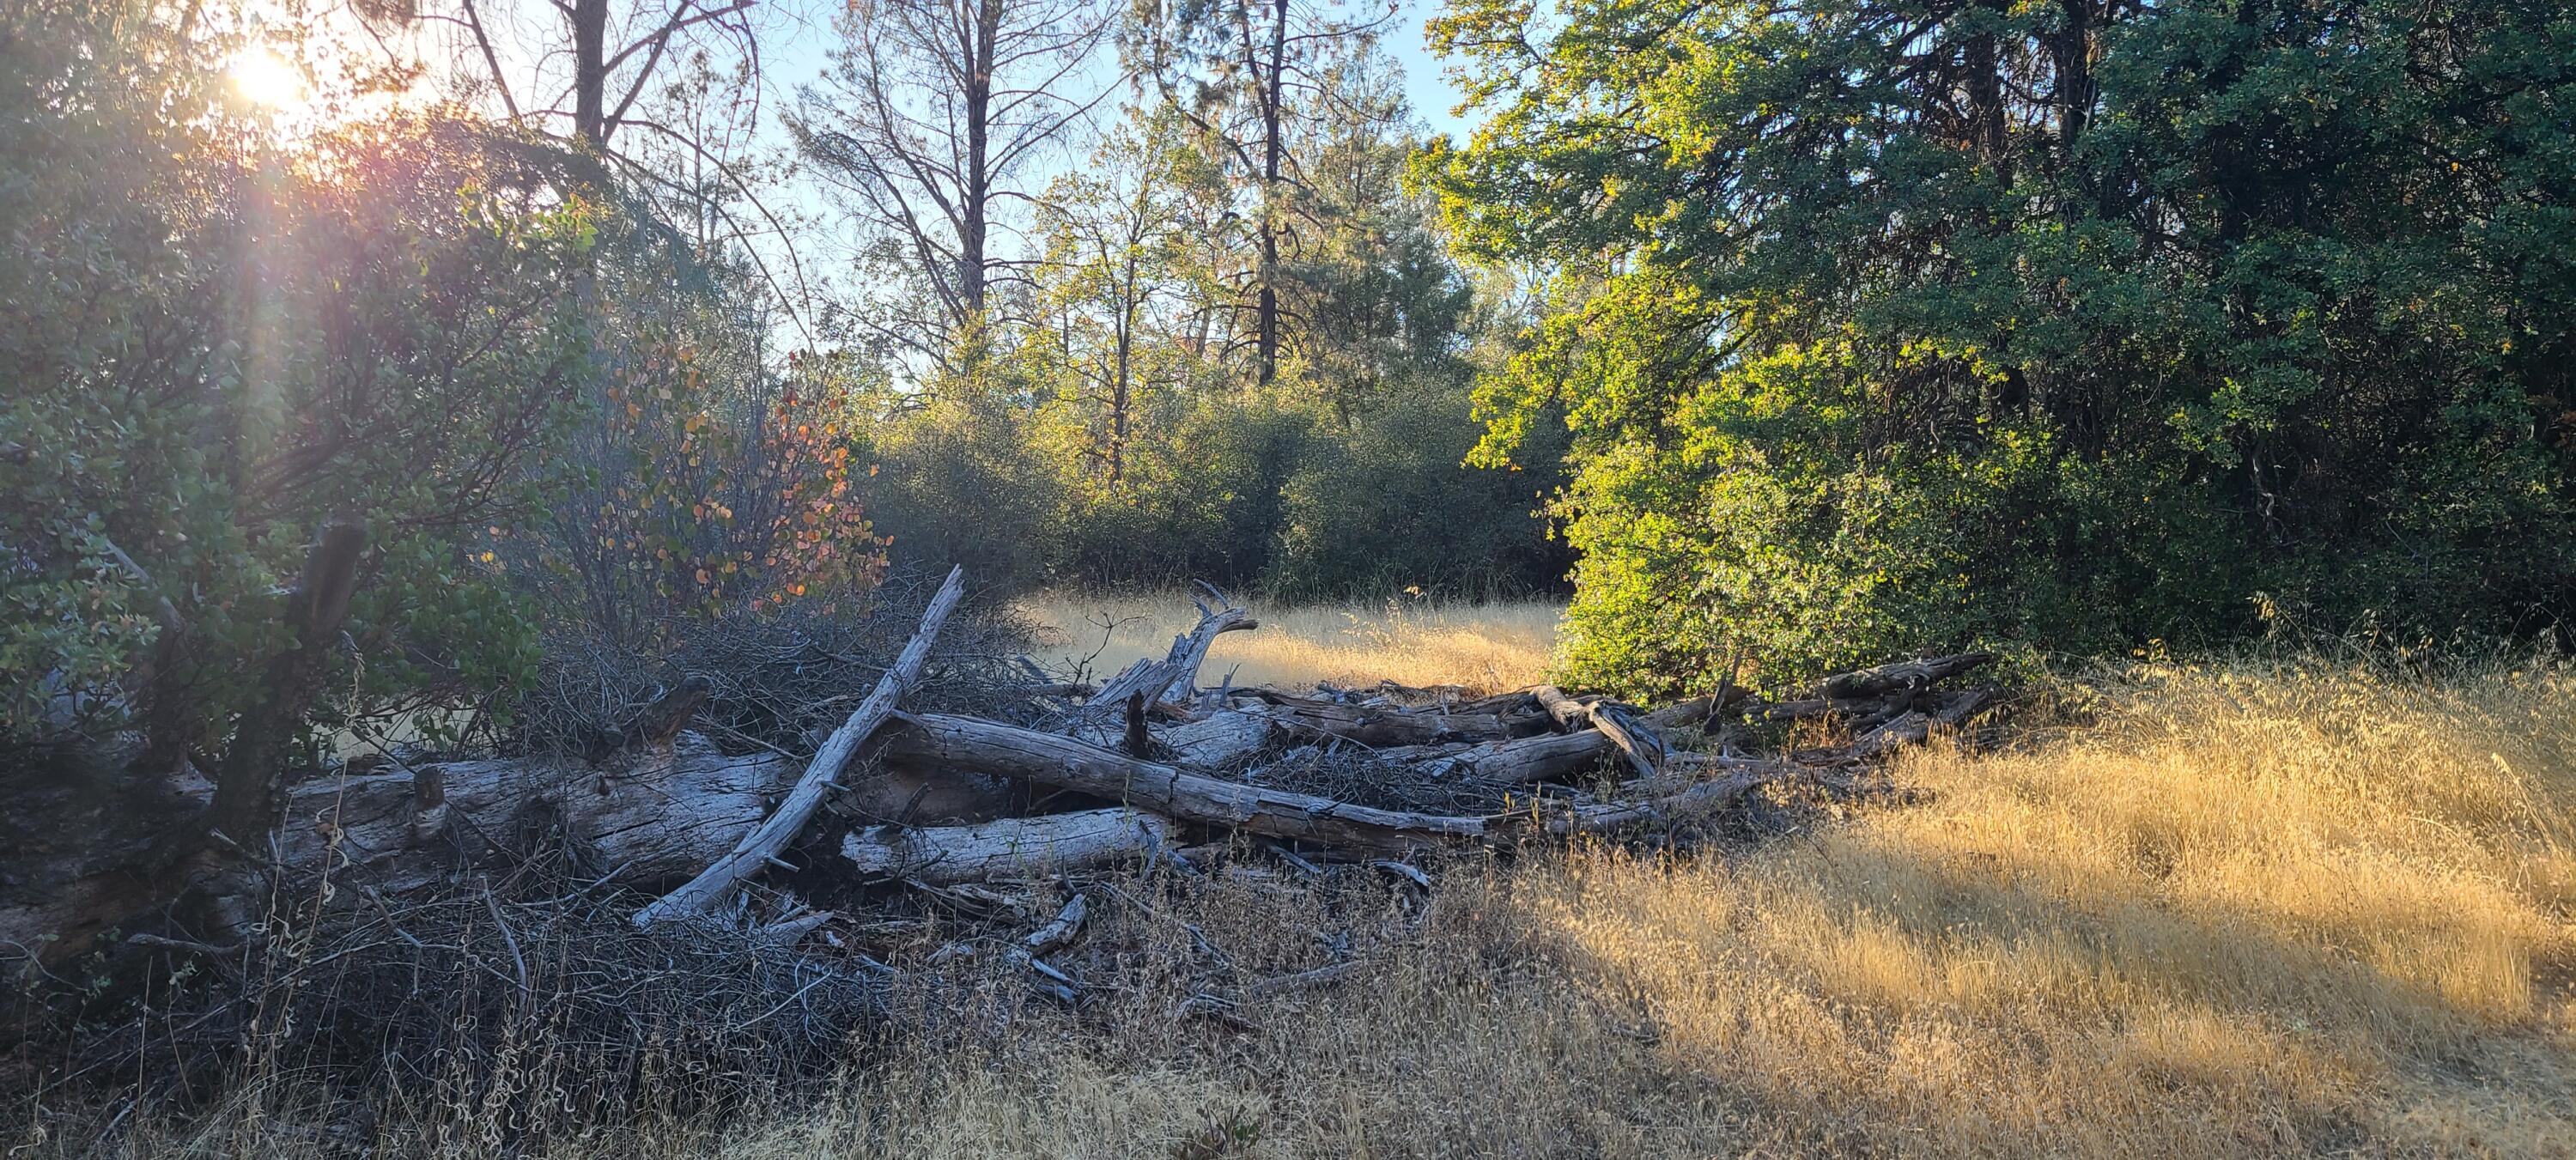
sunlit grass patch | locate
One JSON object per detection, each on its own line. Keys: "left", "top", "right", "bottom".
{"left": 1013, "top": 589, "right": 1561, "bottom": 695}
{"left": 1518, "top": 658, "right": 2576, "bottom": 1154}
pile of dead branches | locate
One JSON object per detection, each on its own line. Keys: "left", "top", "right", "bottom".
{"left": 7, "top": 566, "right": 2002, "bottom": 1139}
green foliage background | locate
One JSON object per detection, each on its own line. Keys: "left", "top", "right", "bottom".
{"left": 1426, "top": 0, "right": 2576, "bottom": 695}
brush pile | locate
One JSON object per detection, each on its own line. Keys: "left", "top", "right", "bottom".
{"left": 6, "top": 567, "right": 2001, "bottom": 1110}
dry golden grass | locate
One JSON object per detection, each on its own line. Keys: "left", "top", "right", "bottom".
{"left": 37, "top": 657, "right": 2576, "bottom": 1157}
{"left": 772, "top": 658, "right": 2576, "bottom": 1157}
{"left": 1013, "top": 589, "right": 1561, "bottom": 695}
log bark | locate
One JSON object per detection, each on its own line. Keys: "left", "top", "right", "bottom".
{"left": 840, "top": 809, "right": 1177, "bottom": 885}
{"left": 1245, "top": 695, "right": 1528, "bottom": 747}
{"left": 634, "top": 565, "right": 965, "bottom": 926}
{"left": 1156, "top": 709, "right": 1274, "bottom": 767}
{"left": 1532, "top": 686, "right": 1665, "bottom": 779}
{"left": 883, "top": 713, "right": 1496, "bottom": 852}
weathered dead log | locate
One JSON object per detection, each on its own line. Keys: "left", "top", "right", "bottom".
{"left": 841, "top": 809, "right": 1177, "bottom": 885}
{"left": 1850, "top": 689, "right": 1995, "bottom": 757}
{"left": 1816, "top": 653, "right": 1996, "bottom": 700}
{"left": 1532, "top": 686, "right": 1665, "bottom": 779}
{"left": 1401, "top": 729, "right": 1622, "bottom": 785}
{"left": 1156, "top": 709, "right": 1275, "bottom": 767}
{"left": 3, "top": 736, "right": 799, "bottom": 974}
{"left": 884, "top": 713, "right": 1489, "bottom": 852}
{"left": 1245, "top": 695, "right": 1531, "bottom": 747}
{"left": 635, "top": 565, "right": 964, "bottom": 926}
{"left": 879, "top": 714, "right": 1786, "bottom": 853}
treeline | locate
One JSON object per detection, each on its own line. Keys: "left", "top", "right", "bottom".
{"left": 791, "top": 0, "right": 1570, "bottom": 597}
{"left": 1425, "top": 0, "right": 2576, "bottom": 694}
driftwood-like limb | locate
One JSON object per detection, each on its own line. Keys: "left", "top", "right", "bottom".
{"left": 1850, "top": 689, "right": 1995, "bottom": 757}
{"left": 1816, "top": 653, "right": 1996, "bottom": 700}
{"left": 1022, "top": 894, "right": 1088, "bottom": 957}
{"left": 635, "top": 566, "right": 966, "bottom": 926}
{"left": 1157, "top": 709, "right": 1275, "bottom": 767}
{"left": 1400, "top": 729, "right": 1620, "bottom": 785}
{"left": 884, "top": 713, "right": 1498, "bottom": 853}
{"left": 1249, "top": 695, "right": 1525, "bottom": 747}
{"left": 839, "top": 809, "right": 1178, "bottom": 885}
{"left": 1641, "top": 687, "right": 1757, "bottom": 729}
{"left": 1089, "top": 584, "right": 1257, "bottom": 709}
{"left": 1533, "top": 686, "right": 1665, "bottom": 780}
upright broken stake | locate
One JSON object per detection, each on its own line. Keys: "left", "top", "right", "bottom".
{"left": 634, "top": 565, "right": 967, "bottom": 926}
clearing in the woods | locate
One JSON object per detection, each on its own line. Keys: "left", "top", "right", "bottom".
{"left": 1013, "top": 590, "right": 1562, "bottom": 695}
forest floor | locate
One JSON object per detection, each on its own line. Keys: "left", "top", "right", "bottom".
{"left": 33, "top": 610, "right": 2576, "bottom": 1157}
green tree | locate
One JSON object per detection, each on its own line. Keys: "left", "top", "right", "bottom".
{"left": 1427, "top": 0, "right": 2576, "bottom": 695}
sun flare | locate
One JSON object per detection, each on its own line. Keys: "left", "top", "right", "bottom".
{"left": 226, "top": 46, "right": 307, "bottom": 113}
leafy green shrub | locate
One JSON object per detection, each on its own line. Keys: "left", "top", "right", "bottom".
{"left": 1267, "top": 376, "right": 1571, "bottom": 600}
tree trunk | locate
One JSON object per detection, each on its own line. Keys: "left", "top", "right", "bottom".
{"left": 572, "top": 0, "right": 609, "bottom": 145}
{"left": 1253, "top": 0, "right": 1287, "bottom": 386}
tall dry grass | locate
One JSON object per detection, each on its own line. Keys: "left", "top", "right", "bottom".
{"left": 1013, "top": 590, "right": 1560, "bottom": 695}
{"left": 31, "top": 656, "right": 2576, "bottom": 1157}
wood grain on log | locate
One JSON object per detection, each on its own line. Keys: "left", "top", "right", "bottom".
{"left": 840, "top": 809, "right": 1177, "bottom": 885}
{"left": 1532, "top": 686, "right": 1665, "bottom": 779}
{"left": 1089, "top": 584, "right": 1256, "bottom": 709}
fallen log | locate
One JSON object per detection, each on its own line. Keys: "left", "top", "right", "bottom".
{"left": 1157, "top": 708, "right": 1275, "bottom": 767}
{"left": 878, "top": 714, "right": 1788, "bottom": 853}
{"left": 839, "top": 809, "right": 1178, "bottom": 886}
{"left": 1532, "top": 686, "right": 1665, "bottom": 779}
{"left": 1850, "top": 689, "right": 1994, "bottom": 757}
{"left": 1816, "top": 653, "right": 1996, "bottom": 700}
{"left": 3, "top": 736, "right": 801, "bottom": 975}
{"left": 1247, "top": 695, "right": 1528, "bottom": 747}
{"left": 635, "top": 565, "right": 965, "bottom": 926}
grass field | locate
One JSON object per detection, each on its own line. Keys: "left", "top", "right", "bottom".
{"left": 37, "top": 643, "right": 2576, "bottom": 1157}
{"left": 702, "top": 656, "right": 2576, "bottom": 1157}
{"left": 1012, "top": 590, "right": 1561, "bottom": 695}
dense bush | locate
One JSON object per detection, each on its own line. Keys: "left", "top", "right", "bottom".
{"left": 1429, "top": 0, "right": 2576, "bottom": 695}
{"left": 1267, "top": 376, "right": 1571, "bottom": 599}
{"left": 1, "top": 6, "right": 594, "bottom": 751}
{"left": 859, "top": 373, "right": 1572, "bottom": 600}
